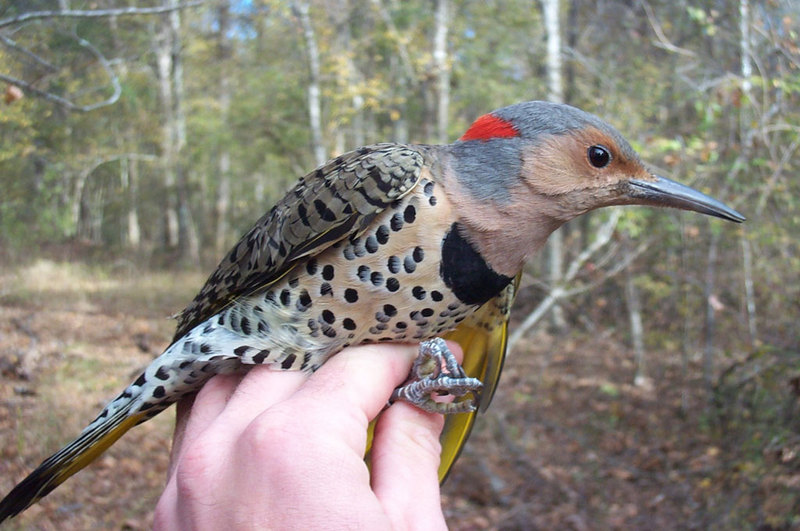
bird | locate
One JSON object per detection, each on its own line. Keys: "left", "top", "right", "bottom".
{"left": 0, "top": 100, "right": 745, "bottom": 522}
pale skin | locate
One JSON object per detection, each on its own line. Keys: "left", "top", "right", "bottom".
{"left": 154, "top": 342, "right": 456, "bottom": 530}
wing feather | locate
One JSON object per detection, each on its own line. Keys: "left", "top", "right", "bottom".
{"left": 173, "top": 144, "right": 424, "bottom": 340}
{"left": 437, "top": 273, "right": 521, "bottom": 482}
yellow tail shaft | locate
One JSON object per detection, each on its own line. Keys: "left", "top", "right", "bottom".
{"left": 0, "top": 404, "right": 144, "bottom": 522}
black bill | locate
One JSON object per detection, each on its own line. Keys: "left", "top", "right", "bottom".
{"left": 627, "top": 174, "right": 745, "bottom": 223}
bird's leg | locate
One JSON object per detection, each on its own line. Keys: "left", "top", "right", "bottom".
{"left": 390, "top": 338, "right": 482, "bottom": 414}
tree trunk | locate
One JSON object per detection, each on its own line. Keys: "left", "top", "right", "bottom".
{"left": 156, "top": 0, "right": 199, "bottom": 261}
{"left": 293, "top": 1, "right": 326, "bottom": 166}
{"left": 624, "top": 256, "right": 647, "bottom": 387}
{"left": 155, "top": 11, "right": 179, "bottom": 248}
{"left": 703, "top": 233, "right": 720, "bottom": 398}
{"left": 433, "top": 0, "right": 450, "bottom": 144}
{"left": 215, "top": 0, "right": 232, "bottom": 255}
{"left": 739, "top": 0, "right": 757, "bottom": 346}
{"left": 542, "top": 0, "right": 565, "bottom": 330}
{"left": 122, "top": 156, "right": 141, "bottom": 248}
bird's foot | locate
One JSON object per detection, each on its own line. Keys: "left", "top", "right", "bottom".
{"left": 390, "top": 338, "right": 482, "bottom": 414}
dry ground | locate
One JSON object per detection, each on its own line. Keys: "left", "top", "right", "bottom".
{"left": 0, "top": 259, "right": 797, "bottom": 529}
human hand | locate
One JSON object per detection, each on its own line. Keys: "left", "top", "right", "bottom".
{"left": 154, "top": 342, "right": 455, "bottom": 530}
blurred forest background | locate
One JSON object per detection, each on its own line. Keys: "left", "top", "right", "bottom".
{"left": 1, "top": 0, "right": 799, "bottom": 528}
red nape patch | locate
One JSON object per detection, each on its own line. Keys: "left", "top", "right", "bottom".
{"left": 459, "top": 113, "right": 519, "bottom": 141}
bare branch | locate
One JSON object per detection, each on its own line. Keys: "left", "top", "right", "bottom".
{"left": 0, "top": 2, "right": 204, "bottom": 29}
{"left": 69, "top": 31, "right": 122, "bottom": 111}
{"left": 0, "top": 34, "right": 57, "bottom": 72}
{"left": 0, "top": 29, "right": 122, "bottom": 112}
{"left": 639, "top": 0, "right": 696, "bottom": 57}
{"left": 0, "top": 72, "right": 79, "bottom": 108}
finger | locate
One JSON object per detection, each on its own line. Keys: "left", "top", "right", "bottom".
{"left": 368, "top": 340, "right": 463, "bottom": 529}
{"left": 285, "top": 343, "right": 421, "bottom": 452}
{"left": 211, "top": 364, "right": 310, "bottom": 441}
{"left": 168, "top": 373, "right": 241, "bottom": 477}
{"left": 369, "top": 402, "right": 447, "bottom": 529}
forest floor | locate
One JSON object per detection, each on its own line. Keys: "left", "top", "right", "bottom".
{"left": 0, "top": 256, "right": 797, "bottom": 530}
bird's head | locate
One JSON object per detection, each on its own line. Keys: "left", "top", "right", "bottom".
{"left": 445, "top": 101, "right": 744, "bottom": 275}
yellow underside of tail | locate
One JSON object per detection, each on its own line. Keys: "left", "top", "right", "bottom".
{"left": 51, "top": 412, "right": 146, "bottom": 495}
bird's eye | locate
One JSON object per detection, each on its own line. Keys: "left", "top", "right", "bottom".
{"left": 587, "top": 145, "right": 611, "bottom": 168}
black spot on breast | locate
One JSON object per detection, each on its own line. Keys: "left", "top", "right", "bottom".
{"left": 288, "top": 277, "right": 299, "bottom": 288}
{"left": 258, "top": 321, "right": 269, "bottom": 334}
{"left": 403, "top": 256, "right": 417, "bottom": 273}
{"left": 412, "top": 246, "right": 424, "bottom": 262}
{"left": 343, "top": 247, "right": 356, "bottom": 260}
{"left": 322, "top": 326, "right": 337, "bottom": 338}
{"left": 396, "top": 321, "right": 407, "bottom": 329}
{"left": 320, "top": 283, "right": 333, "bottom": 296}
{"left": 376, "top": 225, "right": 390, "bottom": 244}
{"left": 431, "top": 290, "right": 444, "bottom": 302}
{"left": 439, "top": 222, "right": 513, "bottom": 306}
{"left": 383, "top": 304, "right": 397, "bottom": 317}
{"left": 429, "top": 195, "right": 438, "bottom": 206}
{"left": 155, "top": 366, "right": 170, "bottom": 381}
{"left": 421, "top": 308, "right": 434, "bottom": 317}
{"left": 234, "top": 346, "right": 250, "bottom": 356}
{"left": 343, "top": 318, "right": 357, "bottom": 330}
{"left": 134, "top": 373, "right": 146, "bottom": 387}
{"left": 241, "top": 317, "right": 252, "bottom": 335}
{"left": 345, "top": 288, "right": 359, "bottom": 303}
{"left": 371, "top": 271, "right": 384, "bottom": 286}
{"left": 322, "top": 265, "right": 335, "bottom": 281}
{"left": 404, "top": 204, "right": 416, "bottom": 223}
{"left": 280, "top": 289, "right": 291, "bottom": 306}
{"left": 358, "top": 265, "right": 371, "bottom": 282}
{"left": 297, "top": 290, "right": 312, "bottom": 311}
{"left": 390, "top": 213, "right": 404, "bottom": 231}
{"left": 387, "top": 256, "right": 401, "bottom": 273}
{"left": 412, "top": 286, "right": 426, "bottom": 300}
{"left": 152, "top": 386, "right": 166, "bottom": 399}
{"left": 385, "top": 277, "right": 400, "bottom": 292}
{"left": 423, "top": 181, "right": 434, "bottom": 196}
{"left": 365, "top": 235, "right": 379, "bottom": 253}
{"left": 322, "top": 309, "right": 335, "bottom": 324}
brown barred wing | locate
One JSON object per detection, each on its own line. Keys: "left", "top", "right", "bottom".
{"left": 172, "top": 144, "right": 424, "bottom": 341}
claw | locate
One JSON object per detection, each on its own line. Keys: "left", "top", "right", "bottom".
{"left": 390, "top": 338, "right": 482, "bottom": 414}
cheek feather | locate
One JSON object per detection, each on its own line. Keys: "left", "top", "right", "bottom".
{"left": 460, "top": 114, "right": 520, "bottom": 141}
{"left": 522, "top": 129, "right": 647, "bottom": 195}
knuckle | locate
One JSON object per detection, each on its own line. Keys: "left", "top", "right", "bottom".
{"left": 174, "top": 436, "right": 220, "bottom": 501}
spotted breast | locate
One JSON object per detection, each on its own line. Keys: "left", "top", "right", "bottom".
{"left": 130, "top": 171, "right": 511, "bottom": 416}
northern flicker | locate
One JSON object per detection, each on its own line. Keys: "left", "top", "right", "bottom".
{"left": 0, "top": 101, "right": 744, "bottom": 521}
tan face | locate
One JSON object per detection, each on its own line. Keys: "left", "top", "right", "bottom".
{"left": 521, "top": 127, "right": 656, "bottom": 195}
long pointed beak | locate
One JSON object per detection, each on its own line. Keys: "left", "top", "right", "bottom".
{"left": 627, "top": 174, "right": 745, "bottom": 223}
